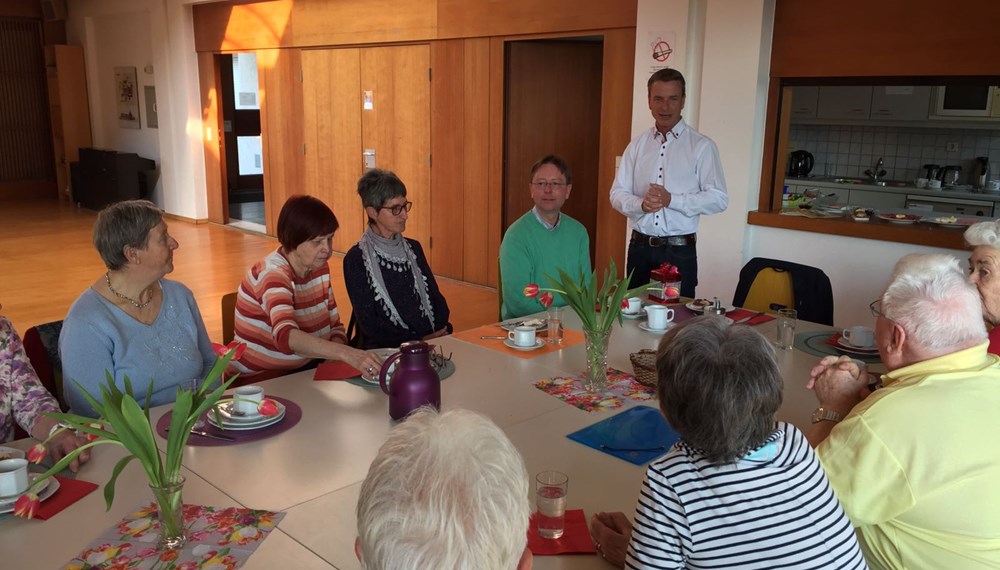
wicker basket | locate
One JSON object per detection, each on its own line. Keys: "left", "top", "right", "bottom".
{"left": 629, "top": 349, "right": 658, "bottom": 388}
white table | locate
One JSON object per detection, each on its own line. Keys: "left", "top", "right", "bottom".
{"left": 0, "top": 310, "right": 855, "bottom": 569}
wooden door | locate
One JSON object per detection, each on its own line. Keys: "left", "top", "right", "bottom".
{"left": 503, "top": 39, "right": 603, "bottom": 263}
{"left": 361, "top": 45, "right": 431, "bottom": 257}
{"left": 302, "top": 48, "right": 364, "bottom": 253}
{"left": 301, "top": 45, "right": 430, "bottom": 256}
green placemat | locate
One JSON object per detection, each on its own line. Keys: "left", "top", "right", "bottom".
{"left": 794, "top": 331, "right": 882, "bottom": 363}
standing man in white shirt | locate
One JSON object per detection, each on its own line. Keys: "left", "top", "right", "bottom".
{"left": 610, "top": 68, "right": 728, "bottom": 297}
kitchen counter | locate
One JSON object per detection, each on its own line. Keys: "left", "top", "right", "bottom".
{"left": 746, "top": 209, "right": 970, "bottom": 250}
{"left": 785, "top": 177, "right": 1000, "bottom": 202}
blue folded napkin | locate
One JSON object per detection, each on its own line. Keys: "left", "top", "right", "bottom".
{"left": 567, "top": 405, "right": 680, "bottom": 465}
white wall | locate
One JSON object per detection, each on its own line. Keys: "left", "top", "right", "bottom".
{"left": 66, "top": 0, "right": 210, "bottom": 219}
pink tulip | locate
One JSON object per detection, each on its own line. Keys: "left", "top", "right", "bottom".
{"left": 212, "top": 341, "right": 247, "bottom": 360}
{"left": 664, "top": 286, "right": 680, "bottom": 298}
{"left": 257, "top": 399, "right": 280, "bottom": 416}
{"left": 14, "top": 493, "right": 40, "bottom": 518}
{"left": 538, "top": 292, "right": 554, "bottom": 308}
{"left": 523, "top": 284, "right": 540, "bottom": 298}
{"left": 27, "top": 443, "right": 46, "bottom": 464}
{"left": 85, "top": 422, "right": 103, "bottom": 442}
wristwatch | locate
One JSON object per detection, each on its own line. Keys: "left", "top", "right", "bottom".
{"left": 811, "top": 407, "right": 843, "bottom": 424}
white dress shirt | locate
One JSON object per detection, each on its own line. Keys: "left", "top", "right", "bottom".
{"left": 609, "top": 119, "right": 728, "bottom": 237}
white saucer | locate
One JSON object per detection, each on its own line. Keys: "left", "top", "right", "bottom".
{"left": 0, "top": 474, "right": 60, "bottom": 514}
{"left": 217, "top": 400, "right": 263, "bottom": 421}
{"left": 0, "top": 446, "right": 25, "bottom": 461}
{"left": 503, "top": 338, "right": 545, "bottom": 351}
{"left": 499, "top": 318, "right": 547, "bottom": 332}
{"left": 621, "top": 311, "right": 644, "bottom": 320}
{"left": 638, "top": 321, "right": 673, "bottom": 333}
{"left": 835, "top": 337, "right": 878, "bottom": 354}
{"left": 208, "top": 407, "right": 285, "bottom": 431}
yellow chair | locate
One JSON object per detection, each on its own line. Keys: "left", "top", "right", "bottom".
{"left": 732, "top": 258, "right": 834, "bottom": 325}
{"left": 221, "top": 291, "right": 237, "bottom": 344}
{"left": 741, "top": 267, "right": 794, "bottom": 314}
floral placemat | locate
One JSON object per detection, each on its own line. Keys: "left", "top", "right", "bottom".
{"left": 534, "top": 368, "right": 655, "bottom": 412}
{"left": 63, "top": 502, "right": 283, "bottom": 569}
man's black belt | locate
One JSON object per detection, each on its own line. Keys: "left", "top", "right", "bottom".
{"left": 630, "top": 230, "right": 696, "bottom": 247}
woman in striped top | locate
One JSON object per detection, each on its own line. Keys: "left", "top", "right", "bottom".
{"left": 589, "top": 316, "right": 866, "bottom": 569}
{"left": 232, "top": 196, "right": 383, "bottom": 382}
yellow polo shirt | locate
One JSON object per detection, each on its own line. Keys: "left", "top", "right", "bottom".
{"left": 818, "top": 342, "right": 1000, "bottom": 570}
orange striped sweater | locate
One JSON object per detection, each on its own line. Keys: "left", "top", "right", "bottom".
{"left": 232, "top": 250, "right": 347, "bottom": 378}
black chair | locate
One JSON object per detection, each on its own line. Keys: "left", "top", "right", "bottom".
{"left": 347, "top": 313, "right": 366, "bottom": 349}
{"left": 732, "top": 258, "right": 834, "bottom": 325}
{"left": 16, "top": 321, "right": 66, "bottom": 439}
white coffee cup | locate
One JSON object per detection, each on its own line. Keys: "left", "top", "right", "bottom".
{"left": 508, "top": 325, "right": 536, "bottom": 347}
{"left": 843, "top": 325, "right": 875, "bottom": 348}
{"left": 233, "top": 385, "right": 264, "bottom": 415}
{"left": 644, "top": 305, "right": 675, "bottom": 330}
{"left": 915, "top": 178, "right": 928, "bottom": 188}
{"left": 0, "top": 458, "right": 29, "bottom": 497}
{"left": 927, "top": 179, "right": 942, "bottom": 189}
{"left": 989, "top": 180, "right": 1000, "bottom": 191}
{"left": 624, "top": 297, "right": 642, "bottom": 314}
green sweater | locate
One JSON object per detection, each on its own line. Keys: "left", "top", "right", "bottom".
{"left": 499, "top": 210, "right": 591, "bottom": 320}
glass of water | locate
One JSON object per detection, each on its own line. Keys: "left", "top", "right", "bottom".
{"left": 776, "top": 308, "right": 798, "bottom": 350}
{"left": 546, "top": 306, "right": 564, "bottom": 344}
{"left": 536, "top": 470, "right": 568, "bottom": 539}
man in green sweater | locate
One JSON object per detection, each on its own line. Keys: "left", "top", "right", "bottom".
{"left": 500, "top": 155, "right": 592, "bottom": 320}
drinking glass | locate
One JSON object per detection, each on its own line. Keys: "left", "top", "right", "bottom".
{"left": 546, "top": 306, "right": 564, "bottom": 344}
{"left": 776, "top": 308, "right": 797, "bottom": 350}
{"left": 536, "top": 471, "right": 568, "bottom": 539}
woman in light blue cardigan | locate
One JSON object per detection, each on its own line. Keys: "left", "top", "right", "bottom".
{"left": 60, "top": 200, "right": 216, "bottom": 417}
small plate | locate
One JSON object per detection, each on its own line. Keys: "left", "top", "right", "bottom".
{"left": 835, "top": 336, "right": 878, "bottom": 354}
{"left": 0, "top": 474, "right": 60, "bottom": 513}
{"left": 217, "top": 400, "right": 263, "bottom": 421}
{"left": 685, "top": 300, "right": 714, "bottom": 312}
{"left": 499, "top": 318, "right": 547, "bottom": 332}
{"left": 0, "top": 446, "right": 25, "bottom": 461}
{"left": 208, "top": 408, "right": 285, "bottom": 431}
{"left": 924, "top": 216, "right": 977, "bottom": 228}
{"left": 503, "top": 338, "right": 545, "bottom": 351}
{"left": 621, "top": 311, "right": 644, "bottom": 319}
{"left": 878, "top": 213, "right": 921, "bottom": 224}
{"left": 638, "top": 321, "right": 673, "bottom": 334}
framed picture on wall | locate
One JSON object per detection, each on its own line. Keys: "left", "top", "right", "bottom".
{"left": 115, "top": 66, "right": 140, "bottom": 129}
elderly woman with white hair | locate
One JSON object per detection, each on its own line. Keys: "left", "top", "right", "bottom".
{"left": 964, "top": 220, "right": 1000, "bottom": 354}
{"left": 355, "top": 407, "right": 532, "bottom": 569}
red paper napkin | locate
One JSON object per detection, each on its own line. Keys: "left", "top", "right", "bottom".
{"left": 33, "top": 476, "right": 98, "bottom": 520}
{"left": 727, "top": 308, "right": 776, "bottom": 326}
{"left": 527, "top": 509, "right": 596, "bottom": 556}
{"left": 313, "top": 360, "right": 361, "bottom": 381}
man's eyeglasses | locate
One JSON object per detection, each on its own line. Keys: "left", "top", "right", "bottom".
{"left": 531, "top": 181, "right": 568, "bottom": 190}
{"left": 378, "top": 201, "right": 413, "bottom": 216}
{"left": 869, "top": 299, "right": 886, "bottom": 319}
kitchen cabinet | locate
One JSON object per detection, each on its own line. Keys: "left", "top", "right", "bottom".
{"left": 870, "top": 86, "right": 932, "bottom": 121}
{"left": 817, "top": 86, "right": 873, "bottom": 120}
{"left": 848, "top": 189, "right": 906, "bottom": 211}
{"left": 790, "top": 86, "right": 818, "bottom": 119}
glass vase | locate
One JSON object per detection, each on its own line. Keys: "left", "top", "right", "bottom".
{"left": 583, "top": 328, "right": 611, "bottom": 392}
{"left": 149, "top": 476, "right": 187, "bottom": 550}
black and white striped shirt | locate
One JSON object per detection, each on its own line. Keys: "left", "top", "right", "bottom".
{"left": 626, "top": 422, "right": 866, "bottom": 569}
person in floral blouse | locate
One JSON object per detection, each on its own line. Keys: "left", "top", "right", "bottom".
{"left": 0, "top": 311, "right": 90, "bottom": 472}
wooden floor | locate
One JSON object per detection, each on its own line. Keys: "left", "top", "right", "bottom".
{"left": 0, "top": 200, "right": 499, "bottom": 342}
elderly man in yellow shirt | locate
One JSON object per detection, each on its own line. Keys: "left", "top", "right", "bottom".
{"left": 806, "top": 253, "right": 1000, "bottom": 570}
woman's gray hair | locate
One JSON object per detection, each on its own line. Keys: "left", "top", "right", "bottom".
{"left": 356, "top": 407, "right": 530, "bottom": 569}
{"left": 93, "top": 200, "right": 164, "bottom": 270}
{"left": 357, "top": 168, "right": 407, "bottom": 214}
{"left": 882, "top": 253, "right": 986, "bottom": 351}
{"left": 965, "top": 219, "right": 1000, "bottom": 248}
{"left": 656, "top": 316, "right": 782, "bottom": 465}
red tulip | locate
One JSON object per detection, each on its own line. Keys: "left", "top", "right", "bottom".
{"left": 664, "top": 286, "right": 680, "bottom": 298}
{"left": 621, "top": 299, "right": 629, "bottom": 310}
{"left": 257, "top": 399, "right": 280, "bottom": 416}
{"left": 85, "top": 422, "right": 103, "bottom": 442}
{"left": 14, "top": 492, "right": 40, "bottom": 518}
{"left": 538, "top": 292, "right": 554, "bottom": 308}
{"left": 523, "top": 284, "right": 540, "bottom": 298}
{"left": 212, "top": 341, "right": 247, "bottom": 360}
{"left": 27, "top": 443, "right": 46, "bottom": 464}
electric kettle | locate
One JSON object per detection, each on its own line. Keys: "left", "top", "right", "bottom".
{"left": 941, "top": 165, "right": 962, "bottom": 186}
{"left": 379, "top": 341, "right": 441, "bottom": 420}
{"left": 972, "top": 157, "right": 990, "bottom": 189}
{"left": 788, "top": 150, "right": 814, "bottom": 178}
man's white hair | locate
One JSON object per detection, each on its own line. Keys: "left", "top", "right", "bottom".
{"left": 964, "top": 219, "right": 1000, "bottom": 248}
{"left": 356, "top": 407, "right": 530, "bottom": 570}
{"left": 883, "top": 254, "right": 986, "bottom": 351}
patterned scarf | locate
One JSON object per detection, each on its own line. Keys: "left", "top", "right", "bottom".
{"left": 357, "top": 227, "right": 435, "bottom": 331}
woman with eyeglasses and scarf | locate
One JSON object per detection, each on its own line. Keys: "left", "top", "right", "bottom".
{"left": 343, "top": 169, "right": 452, "bottom": 350}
